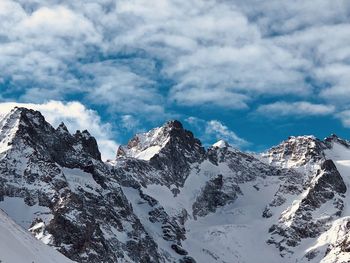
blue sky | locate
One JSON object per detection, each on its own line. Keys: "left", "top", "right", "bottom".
{"left": 0, "top": 0, "right": 350, "bottom": 159}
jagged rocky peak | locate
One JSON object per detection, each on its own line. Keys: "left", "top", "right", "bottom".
{"left": 115, "top": 119, "right": 206, "bottom": 188}
{"left": 268, "top": 158, "right": 347, "bottom": 254}
{"left": 0, "top": 106, "right": 102, "bottom": 164}
{"left": 212, "top": 139, "right": 229, "bottom": 149}
{"left": 0, "top": 108, "right": 25, "bottom": 155}
{"left": 263, "top": 135, "right": 326, "bottom": 168}
{"left": 73, "top": 129, "right": 101, "bottom": 161}
{"left": 324, "top": 133, "right": 350, "bottom": 148}
{"left": 0, "top": 107, "right": 54, "bottom": 151}
{"left": 2, "top": 106, "right": 50, "bottom": 132}
{"left": 56, "top": 122, "right": 69, "bottom": 134}
{"left": 0, "top": 107, "right": 163, "bottom": 263}
{"left": 116, "top": 119, "right": 204, "bottom": 161}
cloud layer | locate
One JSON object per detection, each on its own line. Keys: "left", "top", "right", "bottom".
{"left": 1, "top": 0, "right": 349, "bottom": 112}
{"left": 256, "top": 102, "right": 335, "bottom": 118}
{"left": 1, "top": 0, "right": 350, "bottom": 149}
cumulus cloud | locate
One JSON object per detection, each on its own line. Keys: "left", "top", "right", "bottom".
{"left": 0, "top": 0, "right": 350, "bottom": 130}
{"left": 185, "top": 117, "right": 248, "bottom": 148}
{"left": 256, "top": 101, "right": 335, "bottom": 118}
{"left": 82, "top": 62, "right": 166, "bottom": 117}
{"left": 205, "top": 120, "right": 249, "bottom": 147}
{"left": 337, "top": 110, "right": 350, "bottom": 128}
{"left": 232, "top": 0, "right": 349, "bottom": 36}
{"left": 120, "top": 114, "right": 141, "bottom": 131}
{"left": 317, "top": 64, "right": 350, "bottom": 102}
{"left": 0, "top": 101, "right": 118, "bottom": 160}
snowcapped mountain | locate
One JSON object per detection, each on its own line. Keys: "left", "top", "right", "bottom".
{"left": 0, "top": 107, "right": 162, "bottom": 263}
{"left": 1, "top": 107, "right": 350, "bottom": 262}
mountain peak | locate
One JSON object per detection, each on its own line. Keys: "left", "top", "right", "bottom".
{"left": 115, "top": 119, "right": 205, "bottom": 187}
{"left": 72, "top": 130, "right": 101, "bottom": 161}
{"left": 0, "top": 106, "right": 102, "bottom": 164}
{"left": 0, "top": 106, "right": 53, "bottom": 147}
{"left": 15, "top": 106, "right": 46, "bottom": 121}
{"left": 164, "top": 120, "right": 183, "bottom": 129}
{"left": 212, "top": 140, "right": 229, "bottom": 149}
{"left": 263, "top": 135, "right": 325, "bottom": 168}
{"left": 116, "top": 125, "right": 170, "bottom": 160}
{"left": 324, "top": 134, "right": 350, "bottom": 148}
{"left": 56, "top": 122, "right": 69, "bottom": 134}
{"left": 116, "top": 120, "right": 188, "bottom": 161}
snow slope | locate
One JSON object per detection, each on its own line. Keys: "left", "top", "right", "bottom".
{"left": 123, "top": 135, "right": 350, "bottom": 263}
{"left": 326, "top": 142, "right": 350, "bottom": 213}
{"left": 0, "top": 197, "right": 52, "bottom": 229}
{"left": 2, "top": 108, "right": 350, "bottom": 263}
{"left": 182, "top": 179, "right": 283, "bottom": 263}
{"left": 116, "top": 125, "right": 170, "bottom": 160}
{"left": 0, "top": 209, "right": 74, "bottom": 263}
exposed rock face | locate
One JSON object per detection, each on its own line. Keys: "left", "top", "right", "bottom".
{"left": 263, "top": 135, "right": 326, "bottom": 168}
{"left": 0, "top": 108, "right": 163, "bottom": 263}
{"left": 192, "top": 174, "right": 242, "bottom": 218}
{"left": 324, "top": 134, "right": 350, "bottom": 148}
{"left": 268, "top": 159, "right": 347, "bottom": 253}
{"left": 116, "top": 120, "right": 206, "bottom": 188}
{"left": 1, "top": 107, "right": 350, "bottom": 263}
{"left": 208, "top": 142, "right": 282, "bottom": 183}
{"left": 148, "top": 121, "right": 206, "bottom": 188}
{"left": 262, "top": 135, "right": 350, "bottom": 261}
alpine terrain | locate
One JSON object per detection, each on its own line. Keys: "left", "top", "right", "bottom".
{"left": 1, "top": 106, "right": 350, "bottom": 263}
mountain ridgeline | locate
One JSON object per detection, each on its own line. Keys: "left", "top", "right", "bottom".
{"left": 0, "top": 107, "right": 350, "bottom": 263}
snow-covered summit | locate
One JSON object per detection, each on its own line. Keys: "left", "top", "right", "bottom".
{"left": 116, "top": 120, "right": 190, "bottom": 161}
{"left": 325, "top": 133, "right": 350, "bottom": 148}
{"left": 2, "top": 106, "right": 350, "bottom": 263}
{"left": 212, "top": 139, "right": 229, "bottom": 148}
{"left": 262, "top": 135, "right": 326, "bottom": 168}
{"left": 115, "top": 120, "right": 206, "bottom": 188}
{"left": 116, "top": 126, "right": 169, "bottom": 161}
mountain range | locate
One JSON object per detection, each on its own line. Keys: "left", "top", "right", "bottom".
{"left": 0, "top": 107, "right": 350, "bottom": 263}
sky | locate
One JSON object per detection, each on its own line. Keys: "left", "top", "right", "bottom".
{"left": 0, "top": 0, "right": 350, "bottom": 160}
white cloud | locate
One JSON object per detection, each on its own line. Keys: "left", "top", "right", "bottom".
{"left": 120, "top": 115, "right": 140, "bottom": 131}
{"left": 205, "top": 120, "right": 249, "bottom": 148}
{"left": 108, "top": 0, "right": 312, "bottom": 108}
{"left": 185, "top": 117, "right": 248, "bottom": 148}
{"left": 0, "top": 101, "right": 118, "bottom": 161}
{"left": 256, "top": 101, "right": 335, "bottom": 118}
{"left": 171, "top": 87, "right": 250, "bottom": 109}
{"left": 337, "top": 110, "right": 350, "bottom": 128}
{"left": 316, "top": 64, "right": 350, "bottom": 102}
{"left": 0, "top": 0, "right": 350, "bottom": 126}
{"left": 17, "top": 6, "right": 100, "bottom": 42}
{"left": 81, "top": 62, "right": 166, "bottom": 117}
{"left": 232, "top": 0, "right": 349, "bottom": 36}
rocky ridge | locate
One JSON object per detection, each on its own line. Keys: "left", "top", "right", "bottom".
{"left": 0, "top": 107, "right": 350, "bottom": 262}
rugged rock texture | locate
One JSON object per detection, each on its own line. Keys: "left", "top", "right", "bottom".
{"left": 192, "top": 174, "right": 241, "bottom": 218}
{"left": 263, "top": 135, "right": 326, "bottom": 168}
{"left": 1, "top": 107, "right": 350, "bottom": 263}
{"left": 268, "top": 160, "right": 346, "bottom": 254}
{"left": 0, "top": 108, "right": 163, "bottom": 263}
{"left": 116, "top": 120, "right": 206, "bottom": 188}
{"left": 262, "top": 135, "right": 350, "bottom": 261}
